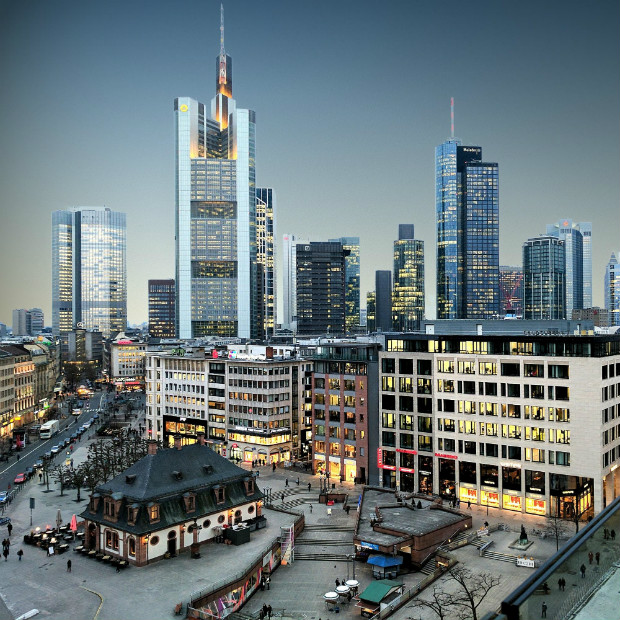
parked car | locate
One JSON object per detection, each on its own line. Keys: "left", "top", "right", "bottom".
{"left": 0, "top": 491, "right": 8, "bottom": 504}
{"left": 14, "top": 473, "right": 26, "bottom": 484}
{"left": 34, "top": 459, "right": 44, "bottom": 469}
{"left": 42, "top": 451, "right": 52, "bottom": 460}
{"left": 50, "top": 445, "right": 61, "bottom": 455}
{"left": 25, "top": 466, "right": 34, "bottom": 479}
{"left": 83, "top": 421, "right": 92, "bottom": 429}
{"left": 0, "top": 517, "right": 10, "bottom": 527}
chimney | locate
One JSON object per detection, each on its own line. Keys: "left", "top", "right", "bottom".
{"left": 147, "top": 440, "right": 158, "bottom": 456}
{"left": 174, "top": 433, "right": 183, "bottom": 450}
{"left": 196, "top": 431, "right": 206, "bottom": 446}
{"left": 266, "top": 346, "right": 274, "bottom": 359}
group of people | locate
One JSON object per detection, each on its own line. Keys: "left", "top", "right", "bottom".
{"left": 603, "top": 527, "right": 616, "bottom": 540}
{"left": 259, "top": 604, "right": 273, "bottom": 619}
{"left": 2, "top": 537, "right": 11, "bottom": 561}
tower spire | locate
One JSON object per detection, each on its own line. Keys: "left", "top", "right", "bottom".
{"left": 220, "top": 3, "right": 225, "bottom": 56}
{"left": 451, "top": 97, "right": 455, "bottom": 139}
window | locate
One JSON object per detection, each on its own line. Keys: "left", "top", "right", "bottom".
{"left": 555, "top": 386, "right": 569, "bottom": 401}
{"left": 438, "top": 359, "right": 454, "bottom": 373}
{"left": 149, "top": 535, "right": 160, "bottom": 545}
{"left": 399, "top": 396, "right": 414, "bottom": 412}
{"left": 382, "top": 376, "right": 395, "bottom": 392}
{"left": 463, "top": 441, "right": 476, "bottom": 455}
{"left": 417, "top": 359, "right": 432, "bottom": 375}
{"left": 458, "top": 361, "right": 475, "bottom": 374}
{"left": 484, "top": 383, "right": 498, "bottom": 396}
{"left": 382, "top": 358, "right": 395, "bottom": 373}
{"left": 399, "top": 451, "right": 415, "bottom": 468}
{"left": 217, "top": 515, "right": 225, "bottom": 524}
{"left": 382, "top": 431, "right": 396, "bottom": 447}
{"left": 149, "top": 504, "right": 159, "bottom": 522}
{"left": 417, "top": 398, "right": 432, "bottom": 413}
{"left": 507, "top": 384, "right": 520, "bottom": 398}
{"left": 458, "top": 401, "right": 476, "bottom": 415}
{"left": 399, "top": 359, "right": 413, "bottom": 375}
{"left": 399, "top": 414, "right": 414, "bottom": 430}
{"left": 438, "top": 438, "right": 456, "bottom": 452}
{"left": 485, "top": 443, "right": 499, "bottom": 458}
{"left": 128, "top": 537, "right": 136, "bottom": 557}
{"left": 382, "top": 394, "right": 395, "bottom": 409}
{"left": 105, "top": 530, "right": 119, "bottom": 551}
{"left": 556, "top": 429, "right": 570, "bottom": 444}
{"left": 214, "top": 487, "right": 225, "bottom": 504}
{"left": 418, "top": 435, "right": 432, "bottom": 452}
{"left": 479, "top": 362, "right": 497, "bottom": 375}
{"left": 501, "top": 363, "right": 520, "bottom": 377}
{"left": 555, "top": 451, "right": 570, "bottom": 466}
{"left": 549, "top": 364, "right": 569, "bottom": 379}
{"left": 417, "top": 378, "right": 432, "bottom": 394}
{"left": 418, "top": 416, "right": 432, "bottom": 433}
{"left": 459, "top": 420, "right": 476, "bottom": 435}
{"left": 399, "top": 377, "right": 414, "bottom": 393}
{"left": 459, "top": 461, "right": 477, "bottom": 484}
{"left": 104, "top": 500, "right": 116, "bottom": 518}
{"left": 399, "top": 433, "right": 414, "bottom": 449}
{"left": 203, "top": 519, "right": 211, "bottom": 528}
{"left": 382, "top": 413, "right": 396, "bottom": 429}
{"left": 524, "top": 364, "right": 544, "bottom": 378}
{"left": 438, "top": 418, "right": 455, "bottom": 432}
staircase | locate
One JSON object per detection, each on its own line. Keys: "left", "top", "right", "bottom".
{"left": 480, "top": 549, "right": 520, "bottom": 563}
{"left": 420, "top": 558, "right": 437, "bottom": 575}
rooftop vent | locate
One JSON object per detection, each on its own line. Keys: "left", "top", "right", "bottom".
{"left": 172, "top": 470, "right": 183, "bottom": 480}
{"left": 125, "top": 474, "right": 137, "bottom": 485}
{"left": 203, "top": 465, "right": 215, "bottom": 475}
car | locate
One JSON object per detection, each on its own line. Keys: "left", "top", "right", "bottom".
{"left": 0, "top": 492, "right": 8, "bottom": 504}
{"left": 50, "top": 445, "right": 61, "bottom": 455}
{"left": 34, "top": 460, "right": 44, "bottom": 469}
{"left": 14, "top": 473, "right": 26, "bottom": 484}
{"left": 0, "top": 517, "right": 10, "bottom": 527}
{"left": 25, "top": 466, "right": 34, "bottom": 478}
{"left": 83, "top": 421, "right": 92, "bottom": 429}
{"left": 92, "top": 413, "right": 99, "bottom": 420}
{"left": 42, "top": 451, "right": 52, "bottom": 460}
{"left": 70, "top": 432, "right": 78, "bottom": 440}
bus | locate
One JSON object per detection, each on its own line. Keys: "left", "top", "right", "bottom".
{"left": 40, "top": 420, "right": 60, "bottom": 439}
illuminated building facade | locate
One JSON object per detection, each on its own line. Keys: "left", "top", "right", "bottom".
{"left": 175, "top": 9, "right": 259, "bottom": 339}
{"left": 392, "top": 225, "right": 424, "bottom": 331}
{"left": 378, "top": 331, "right": 620, "bottom": 518}
{"left": 329, "top": 237, "right": 360, "bottom": 332}
{"left": 282, "top": 234, "right": 308, "bottom": 330}
{"left": 499, "top": 266, "right": 523, "bottom": 318}
{"left": 605, "top": 253, "right": 620, "bottom": 327}
{"left": 436, "top": 140, "right": 499, "bottom": 319}
{"left": 366, "top": 292, "right": 376, "bottom": 333}
{"left": 52, "top": 207, "right": 127, "bottom": 338}
{"left": 148, "top": 279, "right": 176, "bottom": 339}
{"left": 256, "top": 188, "right": 276, "bottom": 339}
{"left": 523, "top": 236, "right": 566, "bottom": 320}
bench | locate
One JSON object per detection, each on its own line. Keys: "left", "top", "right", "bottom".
{"left": 74, "top": 546, "right": 84, "bottom": 553}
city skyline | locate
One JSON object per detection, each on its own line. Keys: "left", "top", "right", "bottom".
{"left": 1, "top": 1, "right": 618, "bottom": 326}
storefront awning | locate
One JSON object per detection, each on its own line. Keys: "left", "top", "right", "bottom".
{"left": 367, "top": 555, "right": 404, "bottom": 568}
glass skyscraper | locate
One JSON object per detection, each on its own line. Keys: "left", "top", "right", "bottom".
{"left": 605, "top": 252, "right": 620, "bottom": 327}
{"left": 282, "top": 233, "right": 308, "bottom": 330}
{"left": 522, "top": 236, "right": 565, "bottom": 320}
{"left": 436, "top": 140, "right": 499, "bottom": 319}
{"left": 175, "top": 9, "right": 260, "bottom": 339}
{"left": 375, "top": 270, "right": 392, "bottom": 333}
{"left": 329, "top": 236, "right": 360, "bottom": 332}
{"left": 52, "top": 207, "right": 127, "bottom": 338}
{"left": 256, "top": 188, "right": 276, "bottom": 339}
{"left": 392, "top": 224, "right": 424, "bottom": 331}
{"left": 498, "top": 266, "right": 523, "bottom": 318}
{"left": 148, "top": 279, "right": 176, "bottom": 339}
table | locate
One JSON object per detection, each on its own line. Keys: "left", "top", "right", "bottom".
{"left": 346, "top": 579, "right": 360, "bottom": 594}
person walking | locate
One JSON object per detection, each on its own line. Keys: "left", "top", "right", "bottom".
{"left": 309, "top": 504, "right": 313, "bottom": 513}
{"left": 588, "top": 551, "right": 593, "bottom": 564}
{"left": 541, "top": 601, "right": 547, "bottom": 618}
{"left": 296, "top": 477, "right": 300, "bottom": 486}
{"left": 557, "top": 577, "right": 562, "bottom": 591}
{"left": 467, "top": 500, "right": 471, "bottom": 510}
{"left": 3, "top": 548, "right": 8, "bottom": 561}
{"left": 285, "top": 478, "right": 289, "bottom": 487}
{"left": 580, "top": 563, "right": 586, "bottom": 579}
{"left": 307, "top": 482, "right": 311, "bottom": 492}
{"left": 17, "top": 549, "right": 23, "bottom": 561}
{"left": 612, "top": 529, "right": 616, "bottom": 541}
{"left": 335, "top": 578, "right": 340, "bottom": 587}
{"left": 267, "top": 605, "right": 272, "bottom": 619}
{"left": 67, "top": 559, "right": 72, "bottom": 572}
{"left": 7, "top": 522, "right": 12, "bottom": 536}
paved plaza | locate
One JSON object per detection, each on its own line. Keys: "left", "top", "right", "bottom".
{"left": 0, "top": 436, "right": 581, "bottom": 620}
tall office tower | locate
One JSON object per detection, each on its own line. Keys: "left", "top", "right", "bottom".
{"left": 498, "top": 266, "right": 524, "bottom": 318}
{"left": 282, "top": 233, "right": 308, "bottom": 330}
{"left": 329, "top": 237, "right": 360, "bottom": 332}
{"left": 12, "top": 310, "right": 28, "bottom": 336}
{"left": 175, "top": 8, "right": 258, "bottom": 339}
{"left": 392, "top": 225, "right": 424, "bottom": 331}
{"left": 436, "top": 139, "right": 499, "bottom": 319}
{"left": 296, "top": 242, "right": 346, "bottom": 336}
{"left": 52, "top": 207, "right": 127, "bottom": 338}
{"left": 546, "top": 220, "right": 591, "bottom": 316}
{"left": 256, "top": 188, "right": 276, "bottom": 339}
{"left": 28, "top": 308, "right": 44, "bottom": 335}
{"left": 522, "top": 236, "right": 566, "bottom": 320}
{"left": 148, "top": 280, "right": 176, "bottom": 338}
{"left": 375, "top": 270, "right": 392, "bottom": 332}
{"left": 366, "top": 292, "right": 376, "bottom": 332}
{"left": 605, "top": 253, "right": 620, "bottom": 326}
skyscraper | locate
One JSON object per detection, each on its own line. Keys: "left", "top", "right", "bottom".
{"left": 546, "top": 219, "right": 591, "bottom": 316}
{"left": 522, "top": 236, "right": 565, "bottom": 320}
{"left": 296, "top": 242, "right": 346, "bottom": 336}
{"left": 52, "top": 207, "right": 127, "bottom": 339}
{"left": 436, "top": 138, "right": 499, "bottom": 319}
{"left": 12, "top": 309, "right": 28, "bottom": 336}
{"left": 148, "top": 280, "right": 176, "bottom": 339}
{"left": 329, "top": 236, "right": 360, "bottom": 332}
{"left": 282, "top": 233, "right": 308, "bottom": 330}
{"left": 366, "top": 292, "right": 376, "bottom": 333}
{"left": 605, "top": 253, "right": 620, "bottom": 327}
{"left": 175, "top": 7, "right": 259, "bottom": 339}
{"left": 256, "top": 188, "right": 276, "bottom": 339}
{"left": 392, "top": 225, "right": 424, "bottom": 331}
{"left": 375, "top": 270, "right": 392, "bottom": 332}
{"left": 498, "top": 266, "right": 523, "bottom": 318}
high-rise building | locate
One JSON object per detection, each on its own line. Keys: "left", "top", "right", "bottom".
{"left": 296, "top": 242, "right": 346, "bottom": 336}
{"left": 12, "top": 309, "right": 28, "bottom": 336}
{"left": 392, "top": 225, "right": 424, "bottom": 331}
{"left": 148, "top": 280, "right": 176, "bottom": 339}
{"left": 375, "top": 270, "right": 392, "bottom": 332}
{"left": 28, "top": 308, "right": 44, "bottom": 335}
{"left": 13, "top": 308, "right": 45, "bottom": 336}
{"left": 366, "top": 292, "right": 376, "bottom": 333}
{"left": 605, "top": 253, "right": 620, "bottom": 327}
{"left": 546, "top": 220, "right": 591, "bottom": 316}
{"left": 256, "top": 188, "right": 276, "bottom": 339}
{"left": 499, "top": 266, "right": 523, "bottom": 318}
{"left": 175, "top": 8, "right": 261, "bottom": 340}
{"left": 436, "top": 139, "right": 499, "bottom": 319}
{"left": 282, "top": 234, "right": 308, "bottom": 330}
{"left": 329, "top": 237, "right": 360, "bottom": 332}
{"left": 522, "top": 236, "right": 565, "bottom": 320}
{"left": 52, "top": 207, "right": 127, "bottom": 339}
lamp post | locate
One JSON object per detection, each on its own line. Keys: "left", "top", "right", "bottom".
{"left": 144, "top": 533, "right": 150, "bottom": 565}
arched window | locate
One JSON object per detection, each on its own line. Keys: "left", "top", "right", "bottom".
{"left": 128, "top": 537, "right": 136, "bottom": 556}
{"left": 168, "top": 530, "right": 177, "bottom": 540}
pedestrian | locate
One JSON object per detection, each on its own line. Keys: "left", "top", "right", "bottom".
{"left": 39, "top": 473, "right": 42, "bottom": 482}
{"left": 285, "top": 478, "right": 289, "bottom": 487}
{"left": 3, "top": 548, "right": 8, "bottom": 561}
{"left": 336, "top": 578, "right": 340, "bottom": 587}
{"left": 67, "top": 559, "right": 72, "bottom": 572}
{"left": 267, "top": 605, "right": 272, "bottom": 619}
{"left": 542, "top": 601, "right": 547, "bottom": 618}
{"left": 7, "top": 522, "right": 12, "bottom": 536}
{"left": 557, "top": 577, "right": 562, "bottom": 591}
{"left": 262, "top": 603, "right": 268, "bottom": 618}
{"left": 484, "top": 521, "right": 489, "bottom": 529}
{"left": 272, "top": 462, "right": 276, "bottom": 472}
{"left": 281, "top": 493, "right": 285, "bottom": 503}
{"left": 308, "top": 482, "right": 311, "bottom": 492}
{"left": 612, "top": 529, "right": 616, "bottom": 541}
{"left": 309, "top": 504, "right": 313, "bottom": 513}
{"left": 588, "top": 551, "right": 593, "bottom": 564}
{"left": 467, "top": 500, "right": 471, "bottom": 510}
{"left": 296, "top": 477, "right": 300, "bottom": 486}
{"left": 17, "top": 453, "right": 20, "bottom": 461}
{"left": 266, "top": 577, "right": 270, "bottom": 591}
{"left": 595, "top": 551, "right": 600, "bottom": 565}
{"left": 17, "top": 549, "right": 23, "bottom": 561}
{"left": 116, "top": 562, "right": 120, "bottom": 573}
{"left": 580, "top": 563, "right": 586, "bottom": 578}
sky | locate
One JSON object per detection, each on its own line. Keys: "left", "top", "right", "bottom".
{"left": 0, "top": 0, "right": 618, "bottom": 327}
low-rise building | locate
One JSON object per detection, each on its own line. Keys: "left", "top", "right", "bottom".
{"left": 0, "top": 351, "right": 15, "bottom": 447}
{"left": 110, "top": 334, "right": 148, "bottom": 391}
{"left": 0, "top": 344, "right": 35, "bottom": 427}
{"left": 81, "top": 434, "right": 264, "bottom": 566}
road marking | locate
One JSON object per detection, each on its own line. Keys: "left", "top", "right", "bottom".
{"left": 80, "top": 586, "right": 104, "bottom": 620}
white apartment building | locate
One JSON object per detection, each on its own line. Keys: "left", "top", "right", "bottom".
{"left": 145, "top": 349, "right": 311, "bottom": 463}
{"left": 378, "top": 332, "right": 620, "bottom": 519}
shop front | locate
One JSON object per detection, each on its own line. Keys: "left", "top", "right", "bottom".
{"left": 502, "top": 492, "right": 523, "bottom": 512}
{"left": 550, "top": 477, "right": 594, "bottom": 521}
{"left": 438, "top": 456, "right": 457, "bottom": 499}
{"left": 399, "top": 470, "right": 415, "bottom": 492}
{"left": 525, "top": 497, "right": 546, "bottom": 516}
{"left": 163, "top": 416, "right": 206, "bottom": 447}
{"left": 481, "top": 489, "right": 500, "bottom": 509}
{"left": 418, "top": 456, "right": 433, "bottom": 495}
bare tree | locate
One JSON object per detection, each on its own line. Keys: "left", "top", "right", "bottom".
{"left": 71, "top": 464, "right": 88, "bottom": 502}
{"left": 544, "top": 514, "right": 571, "bottom": 551}
{"left": 446, "top": 566, "right": 501, "bottom": 620}
{"left": 409, "top": 585, "right": 454, "bottom": 620}
{"left": 50, "top": 464, "right": 69, "bottom": 496}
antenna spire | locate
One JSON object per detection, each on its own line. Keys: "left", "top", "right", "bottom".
{"left": 451, "top": 97, "right": 454, "bottom": 139}
{"left": 220, "top": 4, "right": 225, "bottom": 56}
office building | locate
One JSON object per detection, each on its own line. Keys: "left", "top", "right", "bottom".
{"left": 378, "top": 330, "right": 620, "bottom": 517}
{"left": 375, "top": 270, "right": 392, "bottom": 333}
{"left": 256, "top": 188, "right": 276, "bottom": 339}
{"left": 52, "top": 207, "right": 127, "bottom": 339}
{"left": 329, "top": 237, "right": 360, "bottom": 332}
{"left": 436, "top": 139, "right": 499, "bottom": 319}
{"left": 28, "top": 309, "right": 44, "bottom": 335}
{"left": 296, "top": 242, "right": 346, "bottom": 336}
{"left": 148, "top": 279, "right": 176, "bottom": 339}
{"left": 13, "top": 308, "right": 45, "bottom": 336}
{"left": 605, "top": 253, "right": 620, "bottom": 327}
{"left": 366, "top": 293, "right": 376, "bottom": 333}
{"left": 546, "top": 219, "right": 592, "bottom": 316}
{"left": 281, "top": 234, "right": 308, "bottom": 331}
{"left": 175, "top": 9, "right": 262, "bottom": 340}
{"left": 523, "top": 236, "right": 566, "bottom": 320}
{"left": 499, "top": 266, "right": 523, "bottom": 318}
{"left": 12, "top": 310, "right": 28, "bottom": 336}
{"left": 572, "top": 307, "right": 610, "bottom": 327}
{"left": 392, "top": 225, "right": 424, "bottom": 331}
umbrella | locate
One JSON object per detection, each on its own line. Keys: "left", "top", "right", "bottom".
{"left": 56, "top": 509, "right": 62, "bottom": 528}
{"left": 70, "top": 514, "right": 78, "bottom": 532}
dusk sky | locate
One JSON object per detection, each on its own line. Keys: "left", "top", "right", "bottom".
{"left": 1, "top": 0, "right": 618, "bottom": 327}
